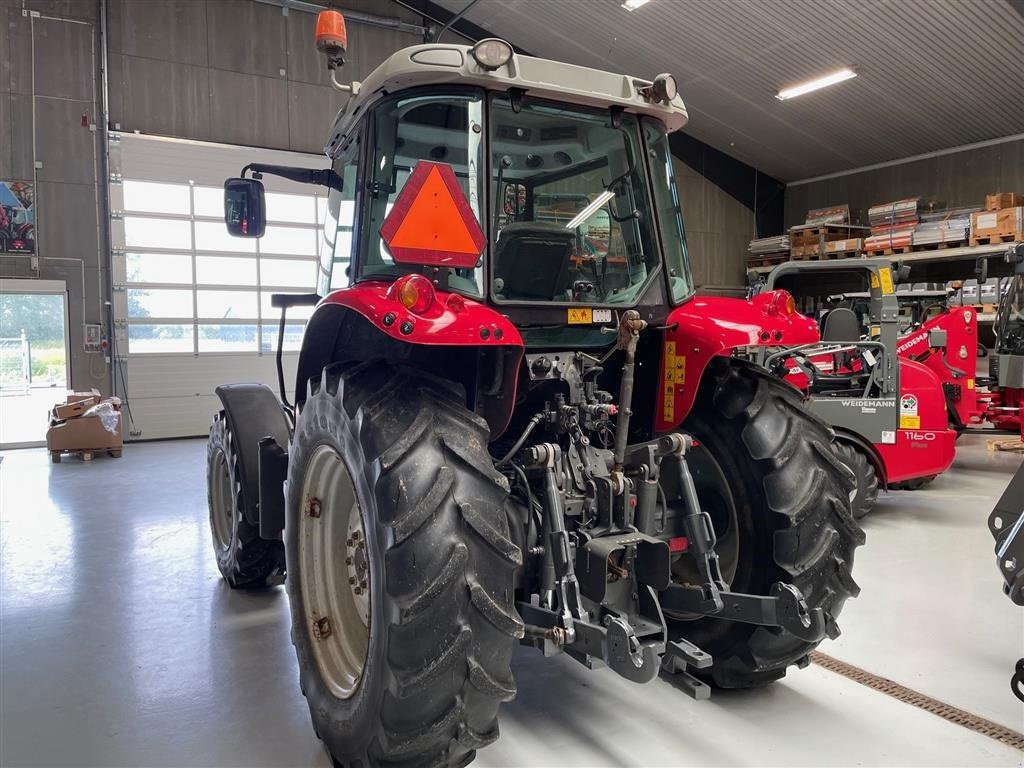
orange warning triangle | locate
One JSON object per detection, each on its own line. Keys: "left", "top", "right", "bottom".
{"left": 380, "top": 161, "right": 486, "bottom": 268}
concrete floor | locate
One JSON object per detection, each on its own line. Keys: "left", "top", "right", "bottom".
{"left": 1, "top": 435, "right": 1022, "bottom": 767}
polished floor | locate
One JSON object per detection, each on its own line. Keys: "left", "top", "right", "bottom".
{"left": 1, "top": 435, "right": 1021, "bottom": 767}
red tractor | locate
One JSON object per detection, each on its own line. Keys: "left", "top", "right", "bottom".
{"left": 207, "top": 13, "right": 863, "bottom": 767}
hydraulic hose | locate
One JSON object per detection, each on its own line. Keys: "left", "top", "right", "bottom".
{"left": 496, "top": 412, "right": 543, "bottom": 468}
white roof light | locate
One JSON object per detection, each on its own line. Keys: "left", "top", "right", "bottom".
{"left": 776, "top": 68, "right": 857, "bottom": 100}
{"left": 621, "top": 0, "right": 651, "bottom": 10}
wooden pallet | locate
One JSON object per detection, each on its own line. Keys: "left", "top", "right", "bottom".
{"left": 790, "top": 224, "right": 868, "bottom": 245}
{"left": 864, "top": 245, "right": 913, "bottom": 256}
{"left": 746, "top": 253, "right": 789, "bottom": 268}
{"left": 970, "top": 231, "right": 1022, "bottom": 246}
{"left": 50, "top": 448, "right": 123, "bottom": 463}
{"left": 908, "top": 240, "right": 965, "bottom": 252}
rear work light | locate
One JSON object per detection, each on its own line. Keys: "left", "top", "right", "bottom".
{"left": 393, "top": 274, "right": 436, "bottom": 315}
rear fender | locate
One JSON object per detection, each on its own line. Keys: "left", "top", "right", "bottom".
{"left": 214, "top": 383, "right": 291, "bottom": 527}
{"left": 296, "top": 282, "right": 525, "bottom": 439}
{"left": 878, "top": 358, "right": 957, "bottom": 483}
{"left": 655, "top": 293, "right": 819, "bottom": 431}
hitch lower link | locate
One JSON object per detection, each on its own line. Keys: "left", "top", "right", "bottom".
{"left": 519, "top": 434, "right": 826, "bottom": 693}
{"left": 659, "top": 433, "right": 826, "bottom": 644}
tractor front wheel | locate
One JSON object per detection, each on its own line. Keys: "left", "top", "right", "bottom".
{"left": 666, "top": 358, "right": 865, "bottom": 688}
{"left": 285, "top": 362, "right": 521, "bottom": 768}
{"left": 206, "top": 414, "right": 284, "bottom": 588}
{"left": 834, "top": 442, "right": 879, "bottom": 519}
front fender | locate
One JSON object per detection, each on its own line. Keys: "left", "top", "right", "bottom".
{"left": 655, "top": 292, "right": 819, "bottom": 431}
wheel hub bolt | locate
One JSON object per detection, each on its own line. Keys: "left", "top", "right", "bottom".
{"left": 305, "top": 497, "right": 322, "bottom": 518}
{"left": 354, "top": 586, "right": 362, "bottom": 595}
{"left": 312, "top": 616, "right": 332, "bottom": 640}
{"left": 345, "top": 556, "right": 353, "bottom": 565}
{"left": 349, "top": 576, "right": 356, "bottom": 585}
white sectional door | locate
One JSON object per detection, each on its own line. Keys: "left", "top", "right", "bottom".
{"left": 109, "top": 133, "right": 327, "bottom": 439}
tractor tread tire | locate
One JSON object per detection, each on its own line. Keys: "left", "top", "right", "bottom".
{"left": 890, "top": 475, "right": 936, "bottom": 491}
{"left": 286, "top": 361, "right": 520, "bottom": 768}
{"left": 207, "top": 414, "right": 285, "bottom": 589}
{"left": 834, "top": 442, "right": 879, "bottom": 519}
{"left": 682, "top": 358, "right": 865, "bottom": 689}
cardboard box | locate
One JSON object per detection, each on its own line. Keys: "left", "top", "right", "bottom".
{"left": 825, "top": 238, "right": 863, "bottom": 253}
{"left": 53, "top": 395, "right": 100, "bottom": 420}
{"left": 972, "top": 206, "right": 1023, "bottom": 238}
{"left": 65, "top": 388, "right": 102, "bottom": 404}
{"left": 46, "top": 408, "right": 123, "bottom": 454}
{"left": 985, "top": 193, "right": 1023, "bottom": 212}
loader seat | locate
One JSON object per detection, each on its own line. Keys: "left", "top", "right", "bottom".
{"left": 820, "top": 307, "right": 861, "bottom": 342}
{"left": 494, "top": 222, "right": 575, "bottom": 300}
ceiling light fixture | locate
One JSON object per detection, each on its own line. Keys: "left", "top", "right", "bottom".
{"left": 621, "top": 0, "right": 650, "bottom": 11}
{"left": 775, "top": 67, "right": 856, "bottom": 100}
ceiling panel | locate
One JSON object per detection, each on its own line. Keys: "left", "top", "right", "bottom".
{"left": 432, "top": 0, "right": 1024, "bottom": 180}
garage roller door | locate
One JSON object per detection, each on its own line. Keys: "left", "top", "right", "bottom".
{"left": 108, "top": 133, "right": 333, "bottom": 439}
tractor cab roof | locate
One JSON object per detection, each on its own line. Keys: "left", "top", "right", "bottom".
{"left": 324, "top": 42, "right": 689, "bottom": 159}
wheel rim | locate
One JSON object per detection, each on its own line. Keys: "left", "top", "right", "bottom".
{"left": 298, "top": 444, "right": 370, "bottom": 700}
{"left": 211, "top": 449, "right": 234, "bottom": 551}
{"left": 667, "top": 445, "right": 740, "bottom": 618}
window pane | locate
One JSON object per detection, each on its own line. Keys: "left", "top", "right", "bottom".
{"left": 198, "top": 324, "right": 258, "bottom": 352}
{"left": 261, "top": 292, "right": 314, "bottom": 320}
{"left": 193, "top": 186, "right": 223, "bottom": 218}
{"left": 126, "top": 252, "right": 192, "bottom": 284}
{"left": 127, "top": 288, "right": 193, "bottom": 319}
{"left": 196, "top": 255, "right": 257, "bottom": 286}
{"left": 123, "top": 180, "right": 191, "bottom": 215}
{"left": 124, "top": 216, "right": 192, "bottom": 249}
{"left": 260, "top": 323, "right": 305, "bottom": 353}
{"left": 197, "top": 290, "right": 258, "bottom": 319}
{"left": 316, "top": 196, "right": 327, "bottom": 224}
{"left": 260, "top": 257, "right": 315, "bottom": 288}
{"left": 259, "top": 225, "right": 316, "bottom": 256}
{"left": 194, "top": 220, "right": 255, "bottom": 253}
{"left": 128, "top": 324, "right": 193, "bottom": 353}
{"left": 265, "top": 193, "right": 317, "bottom": 224}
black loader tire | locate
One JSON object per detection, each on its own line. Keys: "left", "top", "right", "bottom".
{"left": 834, "top": 442, "right": 879, "bottom": 519}
{"left": 670, "top": 358, "right": 865, "bottom": 688}
{"left": 206, "top": 413, "right": 285, "bottom": 588}
{"left": 890, "top": 475, "right": 937, "bottom": 491}
{"left": 285, "top": 361, "right": 522, "bottom": 768}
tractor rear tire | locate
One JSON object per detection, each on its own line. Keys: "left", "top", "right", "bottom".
{"left": 207, "top": 413, "right": 285, "bottom": 588}
{"left": 285, "top": 361, "right": 522, "bottom": 768}
{"left": 834, "top": 442, "right": 879, "bottom": 519}
{"left": 670, "top": 358, "right": 865, "bottom": 689}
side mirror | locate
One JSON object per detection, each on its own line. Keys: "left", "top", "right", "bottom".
{"left": 896, "top": 263, "right": 912, "bottom": 281}
{"left": 224, "top": 177, "right": 265, "bottom": 238}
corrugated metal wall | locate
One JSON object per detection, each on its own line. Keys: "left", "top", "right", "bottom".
{"left": 0, "top": 0, "right": 109, "bottom": 395}
{"left": 106, "top": 0, "right": 423, "bottom": 153}
{"left": 675, "top": 157, "right": 754, "bottom": 292}
{"left": 784, "top": 138, "right": 1024, "bottom": 229}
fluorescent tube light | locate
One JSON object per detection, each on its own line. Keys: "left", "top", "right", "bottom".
{"left": 776, "top": 68, "right": 856, "bottom": 100}
{"left": 566, "top": 190, "right": 615, "bottom": 230}
{"left": 622, "top": 0, "right": 650, "bottom": 10}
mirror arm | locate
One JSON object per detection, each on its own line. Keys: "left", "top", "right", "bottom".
{"left": 241, "top": 163, "right": 344, "bottom": 192}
